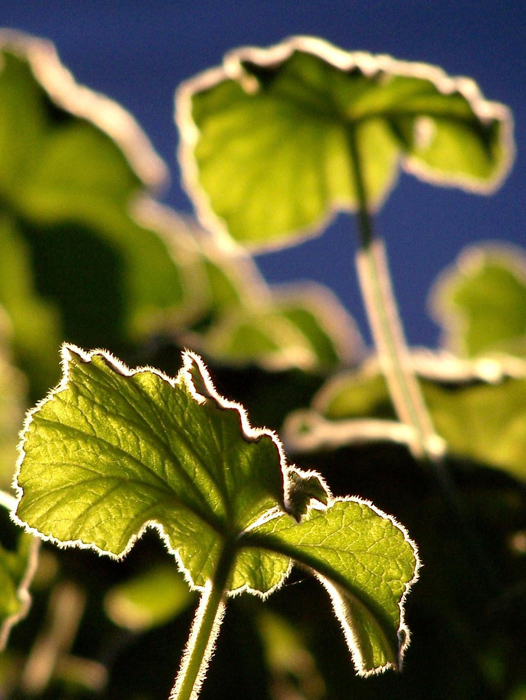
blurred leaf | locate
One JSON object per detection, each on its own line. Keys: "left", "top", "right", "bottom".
{"left": 104, "top": 564, "right": 193, "bottom": 632}
{"left": 0, "top": 308, "right": 28, "bottom": 489}
{"left": 177, "top": 36, "right": 513, "bottom": 249}
{"left": 196, "top": 300, "right": 357, "bottom": 372}
{"left": 0, "top": 504, "right": 39, "bottom": 650}
{"left": 257, "top": 609, "right": 325, "bottom": 699}
{"left": 247, "top": 499, "right": 419, "bottom": 676}
{"left": 14, "top": 346, "right": 290, "bottom": 593}
{"left": 199, "top": 307, "right": 320, "bottom": 370}
{"left": 0, "top": 33, "right": 196, "bottom": 395}
{"left": 509, "top": 687, "right": 526, "bottom": 700}
{"left": 0, "top": 31, "right": 362, "bottom": 387}
{"left": 431, "top": 243, "right": 526, "bottom": 357}
{"left": 287, "top": 353, "right": 526, "bottom": 479}
{"left": 179, "top": 224, "right": 363, "bottom": 371}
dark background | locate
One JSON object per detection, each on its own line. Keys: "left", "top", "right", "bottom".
{"left": 1, "top": 0, "right": 524, "bottom": 348}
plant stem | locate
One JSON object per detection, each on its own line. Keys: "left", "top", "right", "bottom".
{"left": 170, "top": 542, "right": 236, "bottom": 700}
{"left": 347, "top": 126, "right": 498, "bottom": 592}
{"left": 347, "top": 126, "right": 444, "bottom": 463}
{"left": 0, "top": 489, "right": 17, "bottom": 512}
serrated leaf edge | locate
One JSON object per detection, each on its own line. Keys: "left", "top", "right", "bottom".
{"left": 12, "top": 344, "right": 294, "bottom": 596}
{"left": 248, "top": 495, "right": 420, "bottom": 675}
{"left": 314, "top": 496, "right": 420, "bottom": 676}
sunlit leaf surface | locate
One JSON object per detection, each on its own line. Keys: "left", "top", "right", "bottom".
{"left": 0, "top": 32, "right": 363, "bottom": 389}
{"left": 247, "top": 499, "right": 419, "bottom": 675}
{"left": 14, "top": 346, "right": 419, "bottom": 678}
{"left": 178, "top": 36, "right": 513, "bottom": 249}
{"left": 15, "top": 346, "right": 289, "bottom": 592}
{"left": 431, "top": 244, "right": 526, "bottom": 357}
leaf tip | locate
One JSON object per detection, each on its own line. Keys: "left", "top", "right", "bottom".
{"left": 319, "top": 497, "right": 421, "bottom": 677}
{"left": 284, "top": 466, "right": 332, "bottom": 521}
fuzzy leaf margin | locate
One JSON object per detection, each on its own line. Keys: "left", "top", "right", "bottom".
{"left": 13, "top": 346, "right": 419, "bottom": 677}
{"left": 245, "top": 498, "right": 420, "bottom": 675}
{"left": 13, "top": 345, "right": 290, "bottom": 594}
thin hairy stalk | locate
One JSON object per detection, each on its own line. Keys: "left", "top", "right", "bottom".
{"left": 170, "top": 543, "right": 235, "bottom": 700}
{"left": 347, "top": 127, "right": 444, "bottom": 462}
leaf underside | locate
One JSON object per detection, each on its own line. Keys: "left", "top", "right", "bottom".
{"left": 178, "top": 35, "right": 513, "bottom": 249}
{"left": 15, "top": 345, "right": 287, "bottom": 592}
{"left": 247, "top": 498, "right": 418, "bottom": 674}
{"left": 14, "top": 346, "right": 419, "bottom": 677}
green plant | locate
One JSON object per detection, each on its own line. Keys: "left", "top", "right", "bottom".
{"left": 0, "top": 30, "right": 525, "bottom": 700}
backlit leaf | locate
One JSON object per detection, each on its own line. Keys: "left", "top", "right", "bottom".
{"left": 14, "top": 345, "right": 289, "bottom": 593}
{"left": 104, "top": 564, "right": 194, "bottom": 632}
{"left": 246, "top": 498, "right": 419, "bottom": 675}
{"left": 177, "top": 36, "right": 513, "bottom": 249}
{"left": 431, "top": 243, "right": 526, "bottom": 357}
{"left": 0, "top": 307, "right": 27, "bottom": 488}
{"left": 287, "top": 353, "right": 526, "bottom": 479}
{"left": 180, "top": 225, "right": 363, "bottom": 371}
{"left": 14, "top": 346, "right": 419, "bottom": 679}
{"left": 0, "top": 32, "right": 195, "bottom": 394}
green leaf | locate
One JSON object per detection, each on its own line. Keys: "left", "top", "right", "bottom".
{"left": 257, "top": 609, "right": 325, "bottom": 693}
{"left": 431, "top": 243, "right": 526, "bottom": 357}
{"left": 0, "top": 33, "right": 196, "bottom": 394}
{"left": 0, "top": 212, "right": 60, "bottom": 393}
{"left": 288, "top": 353, "right": 526, "bottom": 479}
{"left": 246, "top": 498, "right": 419, "bottom": 675}
{"left": 285, "top": 466, "right": 330, "bottom": 521}
{"left": 195, "top": 299, "right": 357, "bottom": 372}
{"left": 177, "top": 36, "right": 513, "bottom": 249}
{"left": 0, "top": 502, "right": 39, "bottom": 650}
{"left": 14, "top": 345, "right": 289, "bottom": 593}
{"left": 0, "top": 307, "right": 28, "bottom": 489}
{"left": 182, "top": 226, "right": 362, "bottom": 371}
{"left": 104, "top": 564, "right": 194, "bottom": 632}
{"left": 14, "top": 346, "right": 419, "bottom": 680}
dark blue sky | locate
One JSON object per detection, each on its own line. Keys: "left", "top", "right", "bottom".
{"left": 2, "top": 1, "right": 524, "bottom": 348}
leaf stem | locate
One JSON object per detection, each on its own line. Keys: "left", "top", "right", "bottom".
{"left": 0, "top": 489, "right": 17, "bottom": 512}
{"left": 170, "top": 542, "right": 236, "bottom": 700}
{"left": 347, "top": 126, "right": 444, "bottom": 463}
{"left": 347, "top": 126, "right": 498, "bottom": 592}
